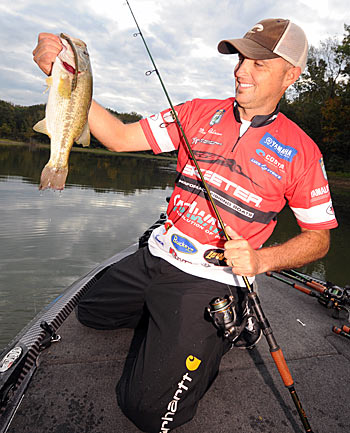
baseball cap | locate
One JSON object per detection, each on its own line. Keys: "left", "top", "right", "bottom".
{"left": 218, "top": 19, "right": 308, "bottom": 72}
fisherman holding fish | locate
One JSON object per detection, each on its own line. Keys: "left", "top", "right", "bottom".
{"left": 33, "top": 19, "right": 337, "bottom": 433}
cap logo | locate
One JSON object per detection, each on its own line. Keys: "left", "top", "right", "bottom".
{"left": 248, "top": 24, "right": 264, "bottom": 34}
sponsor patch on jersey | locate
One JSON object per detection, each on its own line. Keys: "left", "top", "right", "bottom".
{"left": 250, "top": 158, "right": 282, "bottom": 180}
{"left": 327, "top": 204, "right": 335, "bottom": 215}
{"left": 319, "top": 157, "right": 328, "bottom": 180}
{"left": 260, "top": 133, "right": 298, "bottom": 162}
{"left": 204, "top": 249, "right": 227, "bottom": 266}
{"left": 255, "top": 149, "right": 285, "bottom": 171}
{"left": 311, "top": 184, "right": 329, "bottom": 199}
{"left": 192, "top": 137, "right": 222, "bottom": 146}
{"left": 169, "top": 247, "right": 193, "bottom": 263}
{"left": 209, "top": 109, "right": 226, "bottom": 126}
{"left": 171, "top": 234, "right": 197, "bottom": 254}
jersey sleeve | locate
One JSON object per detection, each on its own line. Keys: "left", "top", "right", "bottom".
{"left": 286, "top": 156, "right": 338, "bottom": 230}
{"left": 140, "top": 102, "right": 190, "bottom": 154}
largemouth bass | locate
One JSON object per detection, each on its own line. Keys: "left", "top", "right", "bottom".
{"left": 33, "top": 33, "right": 93, "bottom": 190}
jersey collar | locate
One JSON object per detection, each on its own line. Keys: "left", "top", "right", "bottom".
{"left": 233, "top": 102, "right": 280, "bottom": 128}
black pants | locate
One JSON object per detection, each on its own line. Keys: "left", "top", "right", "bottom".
{"left": 76, "top": 247, "right": 248, "bottom": 432}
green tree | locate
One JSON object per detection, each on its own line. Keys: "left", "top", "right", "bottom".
{"left": 281, "top": 24, "right": 350, "bottom": 171}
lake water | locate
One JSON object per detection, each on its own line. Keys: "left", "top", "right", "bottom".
{"left": 1, "top": 143, "right": 349, "bottom": 350}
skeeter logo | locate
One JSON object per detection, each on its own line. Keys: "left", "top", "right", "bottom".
{"left": 171, "top": 234, "right": 197, "bottom": 254}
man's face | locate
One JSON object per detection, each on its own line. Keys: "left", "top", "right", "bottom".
{"left": 234, "top": 54, "right": 292, "bottom": 118}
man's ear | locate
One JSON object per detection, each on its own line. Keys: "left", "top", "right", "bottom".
{"left": 284, "top": 66, "right": 302, "bottom": 87}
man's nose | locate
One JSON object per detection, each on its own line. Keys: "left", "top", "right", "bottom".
{"left": 235, "top": 59, "right": 250, "bottom": 76}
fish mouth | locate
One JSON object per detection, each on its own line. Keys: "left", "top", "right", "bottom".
{"left": 62, "top": 61, "right": 76, "bottom": 75}
{"left": 60, "top": 33, "right": 79, "bottom": 91}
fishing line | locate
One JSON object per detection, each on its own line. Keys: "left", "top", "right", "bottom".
{"left": 125, "top": 2, "right": 313, "bottom": 431}
{"left": 125, "top": 0, "right": 228, "bottom": 244}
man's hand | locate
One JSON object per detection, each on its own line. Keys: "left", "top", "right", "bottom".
{"left": 224, "top": 226, "right": 261, "bottom": 276}
{"left": 224, "top": 226, "right": 330, "bottom": 278}
{"left": 32, "top": 33, "right": 62, "bottom": 75}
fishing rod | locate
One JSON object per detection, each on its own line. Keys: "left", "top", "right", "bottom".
{"left": 266, "top": 271, "right": 324, "bottom": 299}
{"left": 268, "top": 271, "right": 350, "bottom": 321}
{"left": 277, "top": 270, "right": 326, "bottom": 293}
{"left": 332, "top": 325, "right": 350, "bottom": 340}
{"left": 283, "top": 269, "right": 332, "bottom": 291}
{"left": 125, "top": 2, "right": 313, "bottom": 431}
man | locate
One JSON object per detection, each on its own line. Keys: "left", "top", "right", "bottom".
{"left": 33, "top": 18, "right": 337, "bottom": 433}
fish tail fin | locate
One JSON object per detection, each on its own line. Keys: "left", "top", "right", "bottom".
{"left": 39, "top": 165, "right": 68, "bottom": 190}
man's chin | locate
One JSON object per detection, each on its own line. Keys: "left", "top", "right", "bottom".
{"left": 235, "top": 96, "right": 251, "bottom": 108}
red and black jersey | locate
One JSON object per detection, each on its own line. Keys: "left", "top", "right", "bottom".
{"left": 140, "top": 98, "right": 337, "bottom": 285}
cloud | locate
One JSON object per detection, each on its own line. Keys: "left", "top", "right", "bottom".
{"left": 0, "top": 0, "right": 349, "bottom": 117}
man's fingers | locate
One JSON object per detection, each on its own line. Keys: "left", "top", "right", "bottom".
{"left": 33, "top": 33, "right": 62, "bottom": 75}
{"left": 225, "top": 225, "right": 242, "bottom": 240}
{"left": 224, "top": 226, "right": 244, "bottom": 252}
{"left": 33, "top": 33, "right": 61, "bottom": 55}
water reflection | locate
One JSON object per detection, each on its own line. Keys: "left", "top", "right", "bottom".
{"left": 0, "top": 144, "right": 176, "bottom": 349}
{"left": 0, "top": 143, "right": 177, "bottom": 192}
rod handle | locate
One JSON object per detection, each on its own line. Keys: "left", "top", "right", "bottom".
{"left": 270, "top": 348, "right": 294, "bottom": 387}
{"left": 342, "top": 325, "right": 350, "bottom": 334}
{"left": 333, "top": 326, "right": 350, "bottom": 339}
{"left": 294, "top": 284, "right": 313, "bottom": 296}
{"left": 307, "top": 281, "right": 326, "bottom": 293}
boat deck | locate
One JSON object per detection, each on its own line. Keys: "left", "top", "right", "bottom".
{"left": 6, "top": 273, "right": 350, "bottom": 433}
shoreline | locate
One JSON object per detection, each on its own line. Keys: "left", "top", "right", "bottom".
{"left": 0, "top": 139, "right": 177, "bottom": 161}
{"left": 1, "top": 139, "right": 349, "bottom": 187}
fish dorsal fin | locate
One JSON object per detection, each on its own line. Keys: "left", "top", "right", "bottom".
{"left": 75, "top": 122, "right": 90, "bottom": 147}
{"left": 33, "top": 118, "right": 50, "bottom": 137}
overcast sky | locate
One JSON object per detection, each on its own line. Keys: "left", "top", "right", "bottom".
{"left": 1, "top": 0, "right": 349, "bottom": 117}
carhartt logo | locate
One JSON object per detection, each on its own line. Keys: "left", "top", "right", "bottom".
{"left": 186, "top": 355, "right": 201, "bottom": 371}
{"left": 159, "top": 355, "right": 202, "bottom": 432}
{"left": 248, "top": 23, "right": 264, "bottom": 33}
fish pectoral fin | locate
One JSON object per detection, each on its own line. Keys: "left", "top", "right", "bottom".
{"left": 43, "top": 76, "right": 53, "bottom": 93}
{"left": 33, "top": 118, "right": 50, "bottom": 137}
{"left": 58, "top": 75, "right": 72, "bottom": 99}
{"left": 75, "top": 122, "right": 90, "bottom": 147}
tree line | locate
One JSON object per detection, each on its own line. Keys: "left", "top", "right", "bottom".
{"left": 280, "top": 24, "right": 350, "bottom": 172}
{"left": 1, "top": 24, "right": 349, "bottom": 171}
{"left": 0, "top": 100, "right": 142, "bottom": 148}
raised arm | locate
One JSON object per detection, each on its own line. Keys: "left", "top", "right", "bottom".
{"left": 87, "top": 101, "right": 150, "bottom": 152}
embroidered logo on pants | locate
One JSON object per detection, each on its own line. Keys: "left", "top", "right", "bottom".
{"left": 159, "top": 354, "right": 202, "bottom": 433}
{"left": 185, "top": 355, "right": 201, "bottom": 371}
